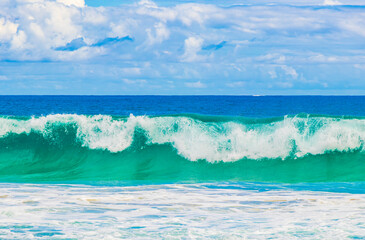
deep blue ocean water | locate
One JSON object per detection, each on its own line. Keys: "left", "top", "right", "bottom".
{"left": 1, "top": 96, "right": 365, "bottom": 239}
{"left": 0, "top": 95, "right": 364, "bottom": 183}
{"left": 1, "top": 95, "right": 365, "bottom": 117}
{"left": 1, "top": 95, "right": 365, "bottom": 184}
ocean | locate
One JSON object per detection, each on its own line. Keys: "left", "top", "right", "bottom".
{"left": 1, "top": 96, "right": 365, "bottom": 239}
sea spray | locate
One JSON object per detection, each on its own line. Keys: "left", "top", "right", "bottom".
{"left": 0, "top": 114, "right": 365, "bottom": 182}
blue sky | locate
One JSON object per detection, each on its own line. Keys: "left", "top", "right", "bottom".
{"left": 0, "top": 0, "right": 364, "bottom": 95}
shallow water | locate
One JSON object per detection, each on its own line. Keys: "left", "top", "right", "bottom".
{"left": 1, "top": 96, "right": 365, "bottom": 238}
{"left": 0, "top": 182, "right": 364, "bottom": 239}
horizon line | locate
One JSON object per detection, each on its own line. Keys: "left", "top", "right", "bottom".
{"left": 1, "top": 94, "right": 365, "bottom": 97}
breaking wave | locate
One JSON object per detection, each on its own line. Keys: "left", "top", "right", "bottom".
{"left": 0, "top": 114, "right": 364, "bottom": 182}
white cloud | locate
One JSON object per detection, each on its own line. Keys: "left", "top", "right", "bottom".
{"left": 83, "top": 8, "right": 107, "bottom": 24}
{"left": 57, "top": 0, "right": 84, "bottom": 7}
{"left": 185, "top": 81, "right": 206, "bottom": 88}
{"left": 10, "top": 30, "right": 27, "bottom": 50}
{"left": 145, "top": 22, "right": 170, "bottom": 45}
{"left": 323, "top": 0, "right": 341, "bottom": 5}
{"left": 0, "top": 18, "right": 18, "bottom": 42}
{"left": 281, "top": 65, "right": 298, "bottom": 79}
{"left": 181, "top": 37, "right": 205, "bottom": 62}
{"left": 137, "top": 0, "right": 158, "bottom": 8}
{"left": 4, "top": 0, "right": 83, "bottom": 57}
{"left": 175, "top": 4, "right": 218, "bottom": 26}
{"left": 0, "top": 0, "right": 364, "bottom": 93}
{"left": 340, "top": 18, "right": 365, "bottom": 38}
{"left": 1, "top": 0, "right": 364, "bottom": 63}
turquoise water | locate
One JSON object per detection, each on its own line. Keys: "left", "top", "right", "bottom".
{"left": 1, "top": 96, "right": 364, "bottom": 239}
{"left": 1, "top": 113, "right": 365, "bottom": 183}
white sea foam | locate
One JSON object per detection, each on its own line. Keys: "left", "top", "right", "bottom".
{"left": 1, "top": 114, "right": 365, "bottom": 162}
{"left": 0, "top": 183, "right": 364, "bottom": 239}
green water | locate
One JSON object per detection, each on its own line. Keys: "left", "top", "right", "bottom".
{"left": 1, "top": 132, "right": 364, "bottom": 183}
{"left": 0, "top": 114, "right": 365, "bottom": 183}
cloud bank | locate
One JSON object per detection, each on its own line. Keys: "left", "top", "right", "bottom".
{"left": 0, "top": 0, "right": 364, "bottom": 94}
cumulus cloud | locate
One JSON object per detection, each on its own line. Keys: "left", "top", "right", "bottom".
{"left": 181, "top": 37, "right": 205, "bottom": 62}
{"left": 0, "top": 0, "right": 365, "bottom": 93}
{"left": 1, "top": 0, "right": 365, "bottom": 62}
{"left": 0, "top": 18, "right": 18, "bottom": 42}
{"left": 145, "top": 22, "right": 170, "bottom": 46}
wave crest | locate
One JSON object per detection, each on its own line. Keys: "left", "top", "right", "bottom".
{"left": 1, "top": 114, "right": 365, "bottom": 162}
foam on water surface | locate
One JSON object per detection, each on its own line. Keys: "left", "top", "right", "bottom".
{"left": 1, "top": 114, "right": 365, "bottom": 182}
{"left": 0, "top": 182, "right": 364, "bottom": 239}
{"left": 1, "top": 114, "right": 365, "bottom": 161}
{"left": 1, "top": 97, "right": 365, "bottom": 239}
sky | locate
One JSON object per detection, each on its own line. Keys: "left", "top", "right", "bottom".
{"left": 0, "top": 0, "right": 364, "bottom": 95}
